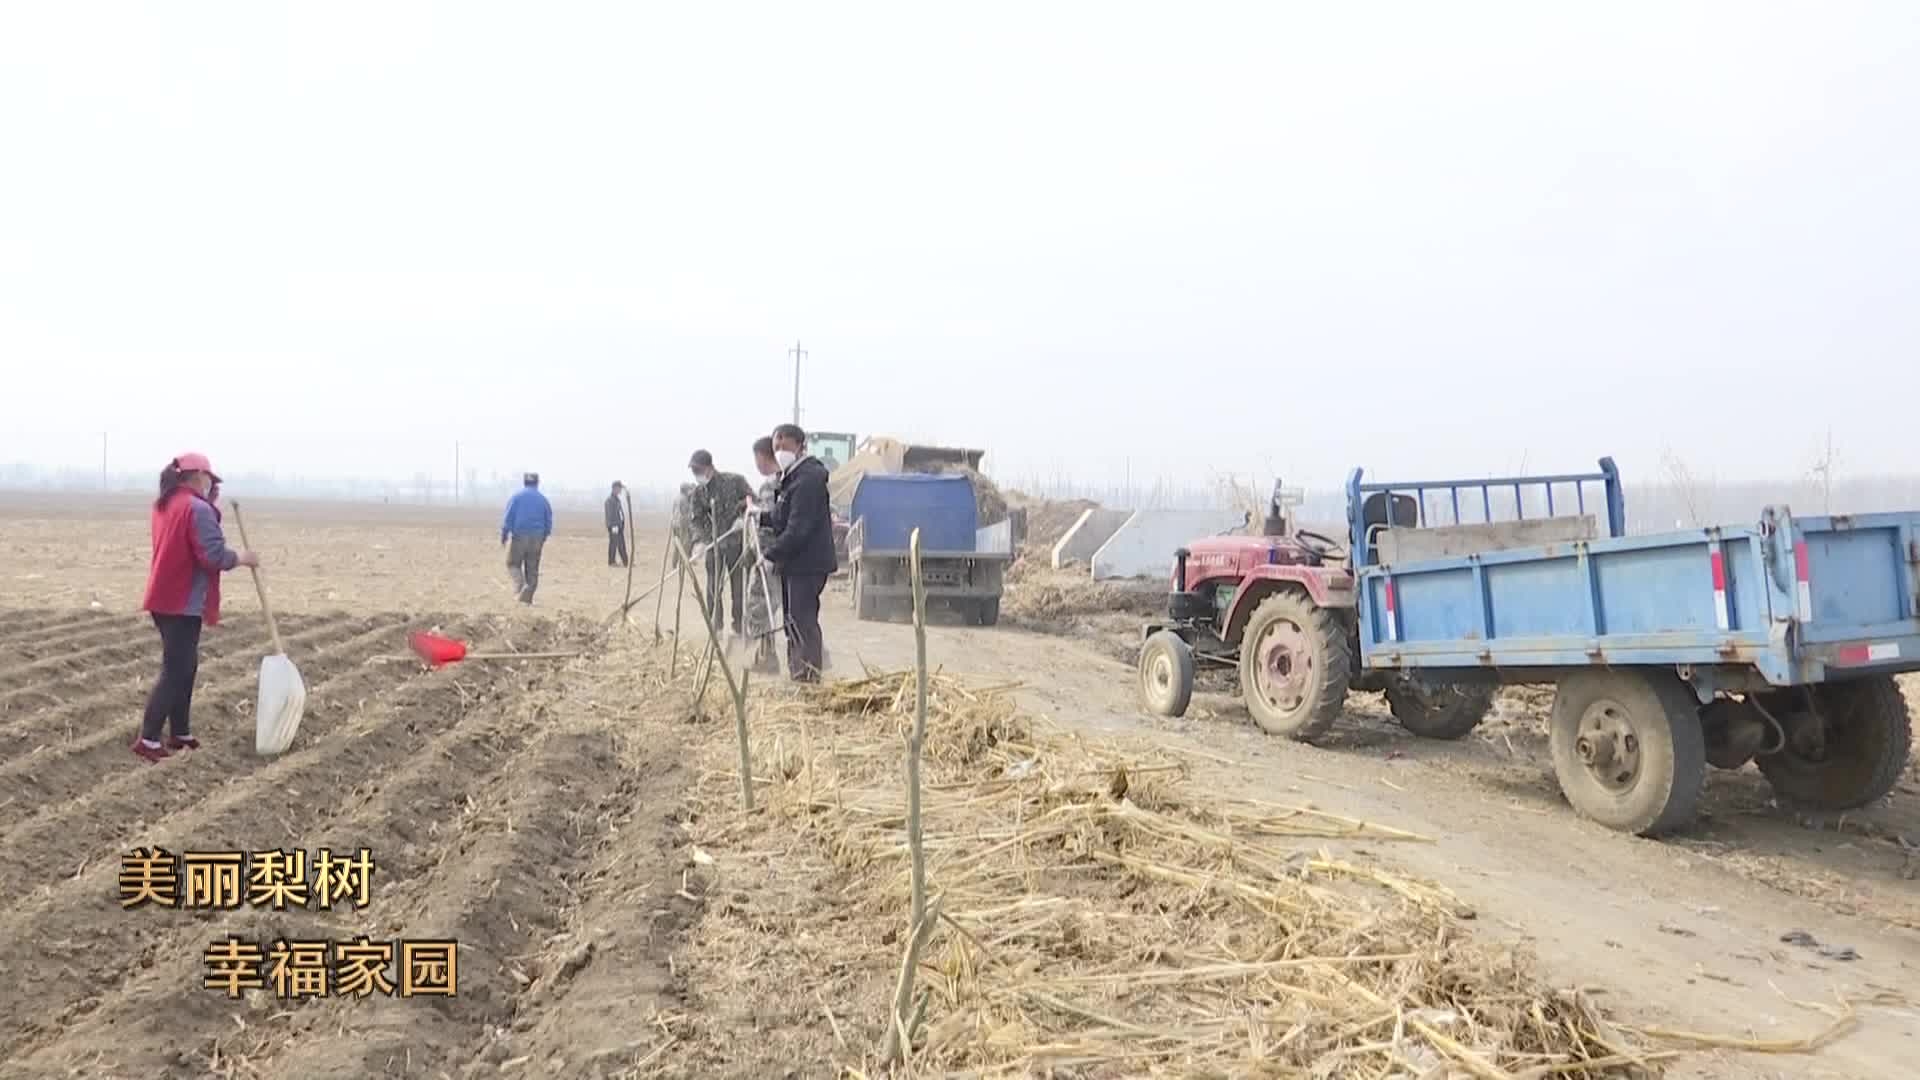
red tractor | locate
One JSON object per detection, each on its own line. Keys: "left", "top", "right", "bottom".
{"left": 1136, "top": 484, "right": 1495, "bottom": 741}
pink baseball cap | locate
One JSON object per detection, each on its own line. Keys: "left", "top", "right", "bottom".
{"left": 173, "top": 452, "right": 222, "bottom": 483}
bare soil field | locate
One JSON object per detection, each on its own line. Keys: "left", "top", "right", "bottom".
{"left": 0, "top": 494, "right": 1916, "bottom": 1077}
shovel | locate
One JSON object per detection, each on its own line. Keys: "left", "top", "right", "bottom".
{"left": 229, "top": 501, "right": 307, "bottom": 756}
{"left": 407, "top": 630, "right": 579, "bottom": 669}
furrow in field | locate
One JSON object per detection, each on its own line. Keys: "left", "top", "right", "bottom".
{"left": 0, "top": 612, "right": 353, "bottom": 717}
{"left": 0, "top": 611, "right": 372, "bottom": 739}
{"left": 0, "top": 611, "right": 107, "bottom": 638}
{"left": 1, "top": 613, "right": 147, "bottom": 658}
{"left": 2, "top": 610, "right": 328, "bottom": 664}
{"left": 0, "top": 634, "right": 153, "bottom": 700}
{"left": 4, "top": 662, "right": 600, "bottom": 1075}
{"left": 0, "top": 623, "right": 573, "bottom": 1058}
{"left": 244, "top": 728, "right": 629, "bottom": 1078}
{"left": 0, "top": 615, "right": 404, "bottom": 837}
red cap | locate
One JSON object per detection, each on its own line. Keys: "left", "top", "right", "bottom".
{"left": 173, "top": 452, "right": 222, "bottom": 483}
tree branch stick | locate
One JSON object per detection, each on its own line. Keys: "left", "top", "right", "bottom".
{"left": 882, "top": 892, "right": 943, "bottom": 1065}
{"left": 675, "top": 538, "right": 754, "bottom": 811}
{"left": 653, "top": 527, "right": 672, "bottom": 642}
{"left": 882, "top": 527, "right": 935, "bottom": 1066}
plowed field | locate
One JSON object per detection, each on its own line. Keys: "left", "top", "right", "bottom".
{"left": 0, "top": 603, "right": 691, "bottom": 1079}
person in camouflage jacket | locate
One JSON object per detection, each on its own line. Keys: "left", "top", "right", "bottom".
{"left": 742, "top": 438, "right": 783, "bottom": 673}
{"left": 670, "top": 483, "right": 696, "bottom": 553}
{"left": 687, "top": 449, "right": 755, "bottom": 636}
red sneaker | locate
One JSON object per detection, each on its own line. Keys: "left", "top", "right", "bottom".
{"left": 130, "top": 737, "right": 171, "bottom": 764}
{"left": 164, "top": 735, "right": 200, "bottom": 751}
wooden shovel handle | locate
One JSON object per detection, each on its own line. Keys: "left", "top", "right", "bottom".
{"left": 461, "top": 651, "right": 580, "bottom": 661}
{"left": 227, "top": 501, "right": 286, "bottom": 656}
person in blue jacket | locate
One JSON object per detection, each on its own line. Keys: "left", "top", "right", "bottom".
{"left": 501, "top": 472, "right": 554, "bottom": 604}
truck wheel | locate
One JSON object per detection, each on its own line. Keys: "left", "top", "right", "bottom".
{"left": 1139, "top": 631, "right": 1195, "bottom": 718}
{"left": 1238, "top": 590, "right": 1350, "bottom": 741}
{"left": 852, "top": 569, "right": 879, "bottom": 621}
{"left": 974, "top": 598, "right": 1001, "bottom": 627}
{"left": 1386, "top": 678, "right": 1496, "bottom": 740}
{"left": 1756, "top": 676, "right": 1912, "bottom": 812}
{"left": 1548, "top": 671, "right": 1706, "bottom": 836}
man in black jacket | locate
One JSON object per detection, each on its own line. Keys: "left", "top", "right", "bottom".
{"left": 604, "top": 481, "right": 629, "bottom": 567}
{"left": 764, "top": 423, "right": 837, "bottom": 682}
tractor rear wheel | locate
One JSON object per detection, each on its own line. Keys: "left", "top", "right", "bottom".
{"left": 1386, "top": 678, "right": 1497, "bottom": 740}
{"left": 1756, "top": 677, "right": 1912, "bottom": 812}
{"left": 1238, "top": 590, "right": 1349, "bottom": 741}
{"left": 1139, "top": 631, "right": 1195, "bottom": 718}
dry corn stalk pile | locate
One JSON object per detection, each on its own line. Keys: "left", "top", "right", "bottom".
{"left": 730, "top": 669, "right": 1699, "bottom": 1078}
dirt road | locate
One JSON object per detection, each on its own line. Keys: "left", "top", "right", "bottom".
{"left": 812, "top": 589, "right": 1920, "bottom": 1080}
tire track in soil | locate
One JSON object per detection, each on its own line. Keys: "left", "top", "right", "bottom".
{"left": 0, "top": 622, "right": 578, "bottom": 1061}
{"left": 0, "top": 614, "right": 474, "bottom": 897}
{"left": 0, "top": 612, "right": 372, "bottom": 742}
{"left": 0, "top": 613, "right": 351, "bottom": 715}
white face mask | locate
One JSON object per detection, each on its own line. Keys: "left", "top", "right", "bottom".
{"left": 774, "top": 449, "right": 797, "bottom": 470}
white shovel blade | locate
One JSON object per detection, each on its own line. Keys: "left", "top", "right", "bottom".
{"left": 254, "top": 653, "right": 307, "bottom": 756}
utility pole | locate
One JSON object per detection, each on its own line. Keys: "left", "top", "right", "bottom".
{"left": 789, "top": 340, "right": 807, "bottom": 426}
{"left": 1811, "top": 428, "right": 1839, "bottom": 514}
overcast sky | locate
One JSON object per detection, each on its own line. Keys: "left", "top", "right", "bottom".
{"left": 2, "top": 1, "right": 1916, "bottom": 496}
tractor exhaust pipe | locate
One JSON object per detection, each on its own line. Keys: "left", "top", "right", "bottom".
{"left": 1174, "top": 547, "right": 1190, "bottom": 592}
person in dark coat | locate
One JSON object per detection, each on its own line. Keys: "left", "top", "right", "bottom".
{"left": 763, "top": 423, "right": 837, "bottom": 682}
{"left": 136, "top": 452, "right": 259, "bottom": 762}
{"left": 604, "top": 481, "right": 629, "bottom": 567}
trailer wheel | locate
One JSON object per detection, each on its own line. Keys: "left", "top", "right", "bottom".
{"left": 1756, "top": 677, "right": 1912, "bottom": 812}
{"left": 852, "top": 567, "right": 880, "bottom": 621}
{"left": 1386, "top": 678, "right": 1497, "bottom": 740}
{"left": 1548, "top": 671, "right": 1706, "bottom": 836}
{"left": 1238, "top": 590, "right": 1350, "bottom": 741}
{"left": 1139, "top": 631, "right": 1195, "bottom": 718}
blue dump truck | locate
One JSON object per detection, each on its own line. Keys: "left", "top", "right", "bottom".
{"left": 846, "top": 472, "right": 1013, "bottom": 626}
{"left": 1347, "top": 459, "right": 1919, "bottom": 836}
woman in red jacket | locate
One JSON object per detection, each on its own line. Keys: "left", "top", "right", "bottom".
{"left": 134, "top": 453, "right": 258, "bottom": 763}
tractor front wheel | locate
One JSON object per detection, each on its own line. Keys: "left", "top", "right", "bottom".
{"left": 1139, "top": 631, "right": 1196, "bottom": 718}
{"left": 1238, "top": 591, "right": 1350, "bottom": 741}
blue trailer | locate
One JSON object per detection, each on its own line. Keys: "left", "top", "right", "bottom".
{"left": 1345, "top": 458, "right": 1919, "bottom": 835}
{"left": 846, "top": 473, "right": 1014, "bottom": 626}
